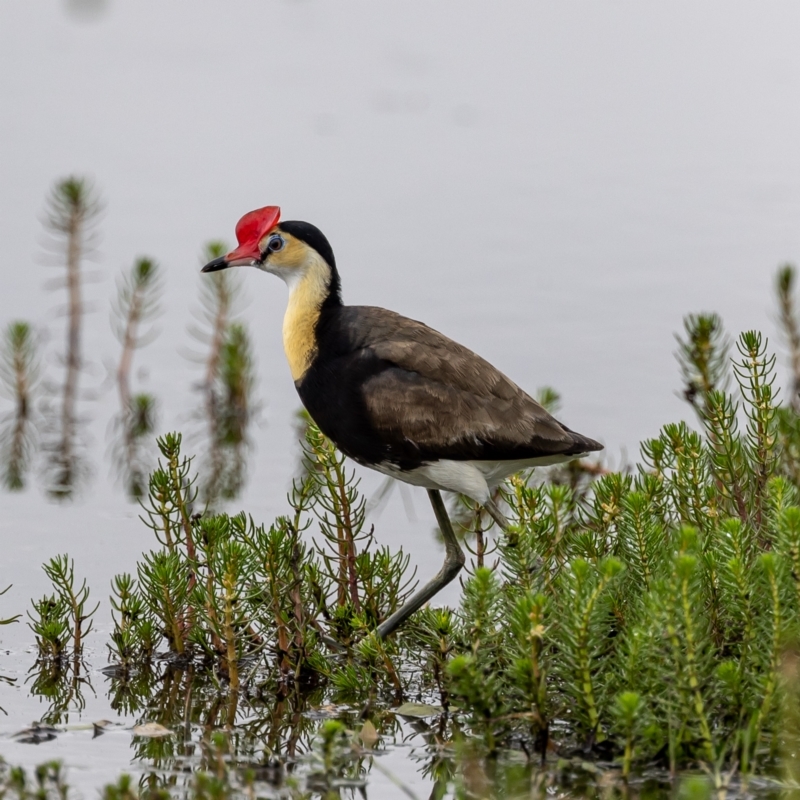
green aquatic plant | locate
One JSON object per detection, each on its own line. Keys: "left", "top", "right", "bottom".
{"left": 26, "top": 557, "right": 96, "bottom": 721}
{"left": 27, "top": 595, "right": 70, "bottom": 661}
{"left": 0, "top": 760, "right": 70, "bottom": 800}
{"left": 21, "top": 259, "right": 800, "bottom": 783}
{"left": 28, "top": 556, "right": 97, "bottom": 660}
{"left": 299, "top": 419, "right": 415, "bottom": 637}
{"left": 676, "top": 312, "right": 730, "bottom": 418}
{"left": 412, "top": 319, "right": 800, "bottom": 776}
{"left": 109, "top": 573, "right": 158, "bottom": 668}
{"left": 106, "top": 426, "right": 417, "bottom": 693}
{"left": 91, "top": 316, "right": 800, "bottom": 777}
{"left": 190, "top": 514, "right": 259, "bottom": 699}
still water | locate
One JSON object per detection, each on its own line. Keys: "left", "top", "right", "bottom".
{"left": 2, "top": 1, "right": 800, "bottom": 795}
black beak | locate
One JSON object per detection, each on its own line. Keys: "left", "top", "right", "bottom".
{"left": 201, "top": 256, "right": 229, "bottom": 273}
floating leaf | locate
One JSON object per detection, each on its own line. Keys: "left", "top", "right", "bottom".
{"left": 132, "top": 722, "right": 173, "bottom": 738}
{"left": 359, "top": 720, "right": 379, "bottom": 748}
{"left": 392, "top": 702, "right": 444, "bottom": 718}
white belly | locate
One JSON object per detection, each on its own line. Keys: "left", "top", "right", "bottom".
{"left": 367, "top": 453, "right": 588, "bottom": 504}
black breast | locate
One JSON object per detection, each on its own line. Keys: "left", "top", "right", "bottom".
{"left": 295, "top": 314, "right": 401, "bottom": 466}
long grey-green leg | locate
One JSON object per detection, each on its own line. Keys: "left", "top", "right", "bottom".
{"left": 376, "top": 489, "right": 465, "bottom": 639}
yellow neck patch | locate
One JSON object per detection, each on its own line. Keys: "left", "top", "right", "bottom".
{"left": 282, "top": 250, "right": 331, "bottom": 381}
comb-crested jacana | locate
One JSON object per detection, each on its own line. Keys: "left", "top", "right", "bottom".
{"left": 202, "top": 206, "right": 602, "bottom": 638}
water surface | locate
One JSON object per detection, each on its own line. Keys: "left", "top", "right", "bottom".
{"left": 2, "top": 1, "right": 800, "bottom": 794}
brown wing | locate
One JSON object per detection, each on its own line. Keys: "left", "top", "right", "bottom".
{"left": 341, "top": 307, "right": 599, "bottom": 461}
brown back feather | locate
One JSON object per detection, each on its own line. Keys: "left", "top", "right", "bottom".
{"left": 334, "top": 307, "right": 599, "bottom": 459}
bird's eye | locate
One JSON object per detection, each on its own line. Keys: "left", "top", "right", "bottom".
{"left": 267, "top": 235, "right": 285, "bottom": 253}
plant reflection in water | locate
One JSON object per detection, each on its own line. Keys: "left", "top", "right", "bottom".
{"left": 0, "top": 322, "right": 39, "bottom": 490}
{"left": 110, "top": 256, "right": 162, "bottom": 500}
{"left": 17, "top": 653, "right": 725, "bottom": 800}
{"left": 0, "top": 180, "right": 258, "bottom": 507}
{"left": 39, "top": 177, "right": 101, "bottom": 501}
{"left": 188, "top": 242, "right": 258, "bottom": 510}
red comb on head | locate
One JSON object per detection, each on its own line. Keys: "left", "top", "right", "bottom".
{"left": 235, "top": 205, "right": 281, "bottom": 246}
{"left": 221, "top": 206, "right": 281, "bottom": 265}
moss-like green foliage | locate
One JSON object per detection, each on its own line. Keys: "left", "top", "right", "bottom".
{"left": 26, "top": 275, "right": 800, "bottom": 782}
